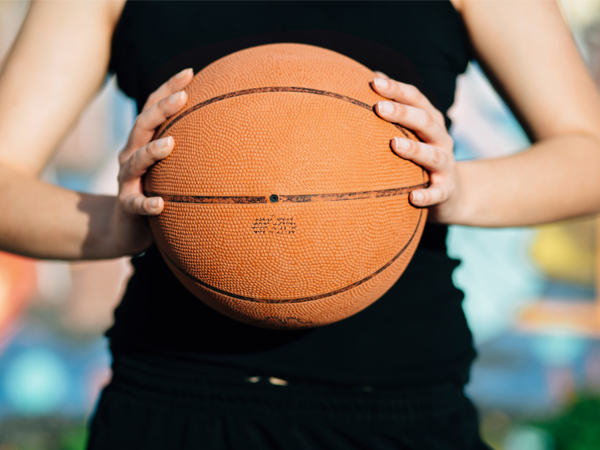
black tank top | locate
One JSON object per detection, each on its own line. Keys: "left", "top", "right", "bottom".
{"left": 107, "top": 1, "right": 476, "bottom": 387}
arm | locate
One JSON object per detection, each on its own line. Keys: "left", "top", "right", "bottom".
{"left": 452, "top": 0, "right": 600, "bottom": 226}
{"left": 0, "top": 1, "right": 190, "bottom": 259}
{"left": 373, "top": 0, "right": 600, "bottom": 227}
{"left": 0, "top": 1, "right": 122, "bottom": 259}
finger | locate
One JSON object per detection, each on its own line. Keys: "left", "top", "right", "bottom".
{"left": 392, "top": 137, "right": 449, "bottom": 172}
{"left": 142, "top": 68, "right": 194, "bottom": 112}
{"left": 120, "top": 136, "right": 174, "bottom": 182}
{"left": 120, "top": 192, "right": 164, "bottom": 216}
{"left": 124, "top": 91, "right": 187, "bottom": 157}
{"left": 372, "top": 78, "right": 444, "bottom": 127}
{"left": 376, "top": 100, "right": 448, "bottom": 145}
{"left": 410, "top": 186, "right": 449, "bottom": 207}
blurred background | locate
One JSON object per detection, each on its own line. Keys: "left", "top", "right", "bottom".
{"left": 1, "top": 1, "right": 600, "bottom": 449}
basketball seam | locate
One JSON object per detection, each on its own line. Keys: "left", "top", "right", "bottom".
{"left": 147, "top": 182, "right": 430, "bottom": 205}
{"left": 156, "top": 207, "right": 424, "bottom": 304}
{"left": 155, "top": 86, "right": 413, "bottom": 140}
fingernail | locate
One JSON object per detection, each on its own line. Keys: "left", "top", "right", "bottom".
{"left": 374, "top": 77, "right": 389, "bottom": 89}
{"left": 176, "top": 68, "right": 193, "bottom": 79}
{"left": 378, "top": 101, "right": 393, "bottom": 114}
{"left": 412, "top": 192, "right": 423, "bottom": 203}
{"left": 150, "top": 198, "right": 160, "bottom": 208}
{"left": 169, "top": 91, "right": 185, "bottom": 103}
{"left": 394, "top": 137, "right": 410, "bottom": 151}
{"left": 157, "top": 136, "right": 172, "bottom": 148}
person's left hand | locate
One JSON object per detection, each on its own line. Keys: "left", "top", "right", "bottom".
{"left": 371, "top": 73, "right": 461, "bottom": 224}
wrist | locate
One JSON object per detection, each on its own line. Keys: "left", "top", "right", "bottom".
{"left": 429, "top": 161, "right": 473, "bottom": 226}
{"left": 107, "top": 197, "right": 155, "bottom": 258}
{"left": 77, "top": 194, "right": 126, "bottom": 259}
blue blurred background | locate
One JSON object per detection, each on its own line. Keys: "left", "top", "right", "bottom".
{"left": 1, "top": 1, "right": 600, "bottom": 449}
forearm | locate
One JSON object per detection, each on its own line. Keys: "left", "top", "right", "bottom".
{"left": 0, "top": 165, "right": 122, "bottom": 260}
{"left": 452, "top": 133, "right": 600, "bottom": 227}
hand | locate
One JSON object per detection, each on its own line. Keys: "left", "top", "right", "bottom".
{"left": 371, "top": 73, "right": 461, "bottom": 223}
{"left": 110, "top": 68, "right": 193, "bottom": 255}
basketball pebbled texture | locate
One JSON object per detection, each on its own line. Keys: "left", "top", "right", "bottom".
{"left": 144, "top": 43, "right": 429, "bottom": 329}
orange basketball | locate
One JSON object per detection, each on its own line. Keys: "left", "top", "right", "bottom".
{"left": 145, "top": 43, "right": 428, "bottom": 330}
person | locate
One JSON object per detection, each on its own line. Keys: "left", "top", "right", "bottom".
{"left": 1, "top": 1, "right": 600, "bottom": 449}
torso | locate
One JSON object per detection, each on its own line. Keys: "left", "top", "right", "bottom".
{"left": 107, "top": 1, "right": 476, "bottom": 387}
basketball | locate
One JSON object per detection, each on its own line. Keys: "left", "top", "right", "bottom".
{"left": 144, "top": 43, "right": 428, "bottom": 329}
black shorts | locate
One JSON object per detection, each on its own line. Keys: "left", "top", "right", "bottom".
{"left": 87, "top": 353, "right": 491, "bottom": 450}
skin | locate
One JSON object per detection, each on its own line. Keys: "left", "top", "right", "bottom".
{"left": 375, "top": 0, "right": 600, "bottom": 227}
{"left": 0, "top": 0, "right": 599, "bottom": 261}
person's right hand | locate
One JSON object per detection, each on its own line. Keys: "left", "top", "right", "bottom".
{"left": 110, "top": 67, "right": 194, "bottom": 255}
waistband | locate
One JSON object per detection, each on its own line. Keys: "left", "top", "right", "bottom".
{"left": 107, "top": 352, "right": 468, "bottom": 421}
